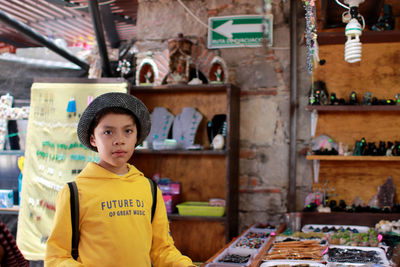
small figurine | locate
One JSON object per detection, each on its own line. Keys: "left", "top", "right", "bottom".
{"left": 367, "top": 142, "right": 378, "bottom": 156}
{"left": 330, "top": 92, "right": 339, "bottom": 105}
{"left": 166, "top": 33, "right": 192, "bottom": 84}
{"left": 338, "top": 142, "right": 344, "bottom": 155}
{"left": 145, "top": 71, "right": 152, "bottom": 84}
{"left": 215, "top": 66, "right": 222, "bottom": 82}
{"left": 386, "top": 141, "right": 394, "bottom": 156}
{"left": 349, "top": 91, "right": 358, "bottom": 105}
{"left": 353, "top": 140, "right": 361, "bottom": 156}
{"left": 378, "top": 141, "right": 386, "bottom": 156}
{"left": 396, "top": 94, "right": 400, "bottom": 105}
{"left": 360, "top": 137, "right": 367, "bottom": 155}
{"left": 309, "top": 80, "right": 329, "bottom": 105}
{"left": 393, "top": 141, "right": 400, "bottom": 156}
{"left": 208, "top": 56, "right": 228, "bottom": 84}
{"left": 361, "top": 92, "right": 372, "bottom": 105}
{"left": 386, "top": 99, "right": 396, "bottom": 105}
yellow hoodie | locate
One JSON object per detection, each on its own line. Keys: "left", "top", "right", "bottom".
{"left": 45, "top": 162, "right": 194, "bottom": 267}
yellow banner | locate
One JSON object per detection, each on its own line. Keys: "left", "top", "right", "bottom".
{"left": 17, "top": 81, "right": 127, "bottom": 260}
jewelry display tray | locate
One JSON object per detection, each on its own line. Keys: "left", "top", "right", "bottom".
{"left": 260, "top": 260, "right": 326, "bottom": 266}
{"left": 302, "top": 224, "right": 370, "bottom": 233}
{"left": 326, "top": 245, "right": 391, "bottom": 266}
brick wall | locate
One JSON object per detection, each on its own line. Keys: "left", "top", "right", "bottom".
{"left": 136, "top": 0, "right": 312, "bottom": 232}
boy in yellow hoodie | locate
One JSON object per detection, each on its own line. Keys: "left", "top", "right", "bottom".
{"left": 45, "top": 92, "right": 194, "bottom": 267}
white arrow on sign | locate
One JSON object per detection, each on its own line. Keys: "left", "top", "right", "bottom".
{"left": 214, "top": 20, "right": 263, "bottom": 39}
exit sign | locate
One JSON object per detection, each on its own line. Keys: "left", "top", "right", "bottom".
{"left": 208, "top": 15, "right": 273, "bottom": 49}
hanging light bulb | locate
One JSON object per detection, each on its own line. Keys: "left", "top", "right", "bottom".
{"left": 344, "top": 18, "right": 362, "bottom": 63}
{"left": 336, "top": 0, "right": 365, "bottom": 63}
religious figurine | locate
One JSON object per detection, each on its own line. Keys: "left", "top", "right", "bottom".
{"left": 136, "top": 52, "right": 159, "bottom": 85}
{"left": 209, "top": 56, "right": 228, "bottom": 84}
{"left": 166, "top": 33, "right": 192, "bottom": 84}
{"left": 145, "top": 70, "right": 153, "bottom": 84}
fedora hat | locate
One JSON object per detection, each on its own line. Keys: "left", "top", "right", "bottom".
{"left": 77, "top": 92, "right": 151, "bottom": 151}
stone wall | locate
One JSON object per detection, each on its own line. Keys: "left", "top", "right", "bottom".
{"left": 136, "top": 0, "right": 312, "bottom": 232}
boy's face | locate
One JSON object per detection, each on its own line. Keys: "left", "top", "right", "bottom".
{"left": 90, "top": 113, "right": 137, "bottom": 175}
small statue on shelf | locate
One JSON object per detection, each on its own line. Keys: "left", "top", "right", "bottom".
{"left": 166, "top": 33, "right": 192, "bottom": 84}
{"left": 348, "top": 91, "right": 358, "bottom": 105}
{"left": 361, "top": 92, "right": 372, "bottom": 105}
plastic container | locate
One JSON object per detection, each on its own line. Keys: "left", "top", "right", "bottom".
{"left": 176, "top": 201, "right": 225, "bottom": 217}
{"left": 302, "top": 224, "right": 370, "bottom": 234}
{"left": 209, "top": 247, "right": 253, "bottom": 267}
{"left": 230, "top": 237, "right": 266, "bottom": 256}
{"left": 260, "top": 260, "right": 326, "bottom": 267}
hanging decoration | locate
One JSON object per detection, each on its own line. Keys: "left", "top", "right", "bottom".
{"left": 0, "top": 94, "right": 30, "bottom": 150}
{"left": 116, "top": 59, "right": 132, "bottom": 78}
{"left": 303, "top": 0, "right": 318, "bottom": 75}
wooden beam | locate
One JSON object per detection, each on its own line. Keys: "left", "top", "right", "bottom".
{"left": 100, "top": 5, "right": 120, "bottom": 48}
{"left": 87, "top": 0, "right": 112, "bottom": 77}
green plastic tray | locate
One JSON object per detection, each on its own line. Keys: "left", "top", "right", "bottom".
{"left": 176, "top": 201, "right": 225, "bottom": 217}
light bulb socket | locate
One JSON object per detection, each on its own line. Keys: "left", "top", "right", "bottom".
{"left": 345, "top": 18, "right": 362, "bottom": 37}
{"left": 350, "top": 6, "right": 359, "bottom": 19}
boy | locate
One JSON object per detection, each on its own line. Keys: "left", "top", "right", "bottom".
{"left": 45, "top": 92, "right": 194, "bottom": 267}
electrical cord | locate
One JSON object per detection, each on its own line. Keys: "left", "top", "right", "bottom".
{"left": 335, "top": 0, "right": 350, "bottom": 10}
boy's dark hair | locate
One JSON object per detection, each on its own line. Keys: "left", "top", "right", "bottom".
{"left": 88, "top": 107, "right": 141, "bottom": 140}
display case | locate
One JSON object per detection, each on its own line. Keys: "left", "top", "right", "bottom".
{"left": 129, "top": 84, "right": 240, "bottom": 262}
{"left": 305, "top": 4, "right": 400, "bottom": 223}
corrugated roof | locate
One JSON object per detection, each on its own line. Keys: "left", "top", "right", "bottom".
{"left": 0, "top": 0, "right": 137, "bottom": 48}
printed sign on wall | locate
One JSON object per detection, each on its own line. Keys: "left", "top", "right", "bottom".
{"left": 208, "top": 15, "right": 273, "bottom": 49}
{"left": 17, "top": 81, "right": 127, "bottom": 260}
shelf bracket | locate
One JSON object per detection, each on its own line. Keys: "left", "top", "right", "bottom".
{"left": 310, "top": 109, "right": 318, "bottom": 138}
{"left": 313, "top": 159, "right": 320, "bottom": 183}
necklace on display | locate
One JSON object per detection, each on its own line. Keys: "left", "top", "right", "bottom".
{"left": 146, "top": 107, "right": 174, "bottom": 148}
{"left": 172, "top": 107, "right": 203, "bottom": 149}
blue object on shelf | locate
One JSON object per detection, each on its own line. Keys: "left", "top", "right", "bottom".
{"left": 67, "top": 98, "right": 77, "bottom": 113}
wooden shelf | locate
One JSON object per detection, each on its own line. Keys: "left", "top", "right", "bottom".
{"left": 307, "top": 155, "right": 400, "bottom": 161}
{"left": 0, "top": 150, "right": 25, "bottom": 155}
{"left": 318, "top": 30, "right": 400, "bottom": 45}
{"left": 306, "top": 105, "right": 400, "bottom": 112}
{"left": 135, "top": 149, "right": 226, "bottom": 156}
{"left": 0, "top": 205, "right": 19, "bottom": 215}
{"left": 131, "top": 83, "right": 231, "bottom": 93}
{"left": 301, "top": 212, "right": 400, "bottom": 227}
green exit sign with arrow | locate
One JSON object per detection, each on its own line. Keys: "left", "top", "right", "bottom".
{"left": 208, "top": 15, "right": 273, "bottom": 49}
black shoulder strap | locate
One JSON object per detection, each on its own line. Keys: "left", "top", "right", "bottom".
{"left": 148, "top": 178, "right": 157, "bottom": 223}
{"left": 67, "top": 181, "right": 79, "bottom": 260}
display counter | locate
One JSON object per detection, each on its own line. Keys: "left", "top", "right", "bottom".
{"left": 203, "top": 215, "right": 399, "bottom": 266}
{"left": 202, "top": 224, "right": 285, "bottom": 267}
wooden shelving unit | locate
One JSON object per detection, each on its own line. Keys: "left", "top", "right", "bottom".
{"left": 301, "top": 212, "right": 400, "bottom": 227}
{"left": 306, "top": 105, "right": 400, "bottom": 112}
{"left": 307, "top": 155, "right": 400, "bottom": 161}
{"left": 318, "top": 30, "right": 400, "bottom": 45}
{"left": 308, "top": 2, "right": 400, "bottom": 216}
{"left": 129, "top": 84, "right": 240, "bottom": 262}
{"left": 0, "top": 206, "right": 19, "bottom": 215}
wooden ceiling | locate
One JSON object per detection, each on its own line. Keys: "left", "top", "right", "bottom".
{"left": 0, "top": 0, "right": 138, "bottom": 48}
